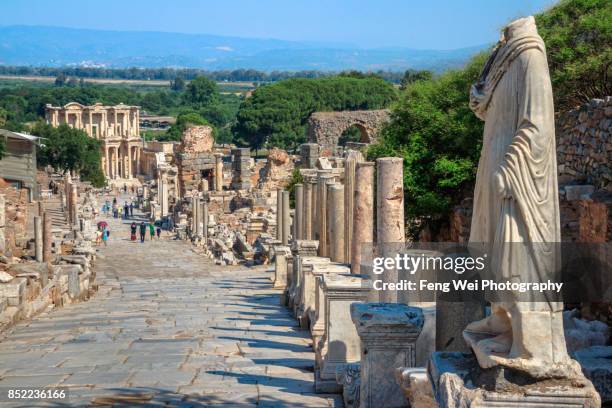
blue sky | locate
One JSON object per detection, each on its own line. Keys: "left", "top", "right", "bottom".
{"left": 0, "top": 0, "right": 556, "bottom": 49}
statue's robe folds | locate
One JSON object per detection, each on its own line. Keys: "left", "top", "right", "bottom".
{"left": 470, "top": 19, "right": 560, "bottom": 307}
{"left": 465, "top": 17, "right": 581, "bottom": 379}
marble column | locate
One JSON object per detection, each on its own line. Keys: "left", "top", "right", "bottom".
{"left": 127, "top": 145, "right": 132, "bottom": 179}
{"left": 294, "top": 184, "right": 303, "bottom": 240}
{"left": 376, "top": 157, "right": 404, "bottom": 303}
{"left": 351, "top": 162, "right": 375, "bottom": 275}
{"left": 201, "top": 199, "right": 209, "bottom": 242}
{"left": 343, "top": 152, "right": 361, "bottom": 263}
{"left": 193, "top": 195, "right": 201, "bottom": 236}
{"left": 328, "top": 183, "right": 345, "bottom": 263}
{"left": 317, "top": 173, "right": 334, "bottom": 257}
{"left": 282, "top": 190, "right": 290, "bottom": 246}
{"left": 303, "top": 181, "right": 313, "bottom": 240}
{"left": 34, "top": 216, "right": 43, "bottom": 262}
{"left": 161, "top": 178, "right": 169, "bottom": 217}
{"left": 276, "top": 189, "right": 283, "bottom": 241}
{"left": 114, "top": 147, "right": 119, "bottom": 179}
{"left": 70, "top": 184, "right": 78, "bottom": 227}
{"left": 43, "top": 211, "right": 52, "bottom": 262}
{"left": 311, "top": 179, "right": 319, "bottom": 240}
{"left": 214, "top": 154, "right": 224, "bottom": 192}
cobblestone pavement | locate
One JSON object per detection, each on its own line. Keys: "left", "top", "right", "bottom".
{"left": 0, "top": 195, "right": 341, "bottom": 407}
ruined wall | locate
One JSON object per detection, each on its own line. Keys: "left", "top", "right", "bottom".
{"left": 176, "top": 126, "right": 216, "bottom": 195}
{"left": 0, "top": 179, "right": 29, "bottom": 257}
{"left": 556, "top": 97, "right": 611, "bottom": 191}
{"left": 257, "top": 148, "right": 295, "bottom": 191}
{"left": 307, "top": 109, "right": 390, "bottom": 155}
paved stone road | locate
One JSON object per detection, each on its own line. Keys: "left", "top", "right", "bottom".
{"left": 0, "top": 196, "right": 341, "bottom": 407}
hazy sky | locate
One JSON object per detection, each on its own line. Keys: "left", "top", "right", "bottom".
{"left": 0, "top": 0, "right": 556, "bottom": 49}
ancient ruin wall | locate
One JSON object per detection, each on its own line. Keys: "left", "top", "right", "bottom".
{"left": 307, "top": 110, "right": 390, "bottom": 155}
{"left": 556, "top": 97, "right": 611, "bottom": 191}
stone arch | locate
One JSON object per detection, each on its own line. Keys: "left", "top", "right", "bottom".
{"left": 307, "top": 109, "right": 390, "bottom": 155}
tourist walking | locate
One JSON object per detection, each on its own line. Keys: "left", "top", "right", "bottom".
{"left": 156, "top": 226, "right": 161, "bottom": 239}
{"left": 129, "top": 202, "right": 134, "bottom": 217}
{"left": 130, "top": 222, "right": 137, "bottom": 241}
{"left": 101, "top": 227, "right": 108, "bottom": 246}
{"left": 139, "top": 222, "right": 146, "bottom": 243}
{"left": 149, "top": 222, "right": 155, "bottom": 240}
{"left": 124, "top": 202, "right": 130, "bottom": 219}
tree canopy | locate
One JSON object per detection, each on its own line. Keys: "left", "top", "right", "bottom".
{"left": 233, "top": 76, "right": 397, "bottom": 151}
{"left": 34, "top": 122, "right": 106, "bottom": 187}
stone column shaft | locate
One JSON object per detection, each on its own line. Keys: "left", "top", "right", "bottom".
{"left": 70, "top": 184, "right": 78, "bottom": 227}
{"left": 34, "top": 216, "right": 43, "bottom": 262}
{"left": 344, "top": 152, "right": 362, "bottom": 262}
{"left": 328, "top": 183, "right": 345, "bottom": 263}
{"left": 303, "top": 182, "right": 313, "bottom": 240}
{"left": 317, "top": 174, "right": 333, "bottom": 257}
{"left": 43, "top": 211, "right": 52, "bottom": 262}
{"left": 193, "top": 196, "right": 201, "bottom": 236}
{"left": 215, "top": 154, "right": 224, "bottom": 192}
{"left": 282, "top": 191, "right": 290, "bottom": 245}
{"left": 294, "top": 184, "right": 304, "bottom": 240}
{"left": 276, "top": 189, "right": 283, "bottom": 241}
{"left": 351, "top": 162, "right": 375, "bottom": 274}
{"left": 376, "top": 157, "right": 405, "bottom": 303}
{"left": 202, "top": 200, "right": 209, "bottom": 243}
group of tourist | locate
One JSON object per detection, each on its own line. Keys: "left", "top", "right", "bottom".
{"left": 101, "top": 198, "right": 137, "bottom": 219}
{"left": 130, "top": 221, "right": 161, "bottom": 243}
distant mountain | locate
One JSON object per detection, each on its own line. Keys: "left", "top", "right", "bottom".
{"left": 0, "top": 25, "right": 488, "bottom": 72}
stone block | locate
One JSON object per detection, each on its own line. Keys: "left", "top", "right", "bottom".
{"left": 0, "top": 277, "right": 26, "bottom": 306}
{"left": 316, "top": 273, "right": 370, "bottom": 394}
{"left": 429, "top": 352, "right": 601, "bottom": 407}
{"left": 395, "top": 367, "right": 437, "bottom": 408}
{"left": 351, "top": 303, "right": 424, "bottom": 408}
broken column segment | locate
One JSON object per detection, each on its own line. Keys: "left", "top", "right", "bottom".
{"left": 276, "top": 188, "right": 283, "bottom": 241}
{"left": 230, "top": 148, "right": 252, "bottom": 190}
{"left": 294, "top": 183, "right": 304, "bottom": 240}
{"left": 351, "top": 162, "right": 374, "bottom": 275}
{"left": 343, "top": 150, "right": 363, "bottom": 264}
{"left": 300, "top": 143, "right": 320, "bottom": 169}
{"left": 376, "top": 157, "right": 404, "bottom": 303}
{"left": 214, "top": 153, "right": 224, "bottom": 192}
{"left": 316, "top": 171, "right": 334, "bottom": 257}
{"left": 34, "top": 216, "right": 43, "bottom": 262}
{"left": 42, "top": 211, "right": 52, "bottom": 262}
{"left": 282, "top": 190, "right": 290, "bottom": 245}
{"left": 327, "top": 183, "right": 345, "bottom": 263}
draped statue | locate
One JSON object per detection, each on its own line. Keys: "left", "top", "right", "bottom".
{"left": 463, "top": 16, "right": 583, "bottom": 380}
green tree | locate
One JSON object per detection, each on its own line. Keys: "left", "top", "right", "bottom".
{"left": 535, "top": 0, "right": 611, "bottom": 110}
{"left": 183, "top": 75, "right": 218, "bottom": 107}
{"left": 170, "top": 76, "right": 186, "bottom": 91}
{"left": 33, "top": 122, "right": 106, "bottom": 187}
{"left": 54, "top": 73, "right": 67, "bottom": 87}
{"left": 233, "top": 76, "right": 397, "bottom": 151}
{"left": 400, "top": 70, "right": 433, "bottom": 90}
{"left": 367, "top": 54, "right": 487, "bottom": 230}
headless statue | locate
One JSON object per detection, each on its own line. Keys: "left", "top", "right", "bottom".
{"left": 463, "top": 16, "right": 584, "bottom": 380}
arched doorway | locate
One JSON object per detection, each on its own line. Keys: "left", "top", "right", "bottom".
{"left": 338, "top": 124, "right": 370, "bottom": 146}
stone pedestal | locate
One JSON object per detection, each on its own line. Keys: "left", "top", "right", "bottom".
{"left": 273, "top": 245, "right": 291, "bottom": 289}
{"left": 376, "top": 158, "right": 404, "bottom": 302}
{"left": 351, "top": 303, "right": 424, "bottom": 408}
{"left": 311, "top": 263, "right": 351, "bottom": 365}
{"left": 287, "top": 240, "right": 319, "bottom": 309}
{"left": 328, "top": 183, "right": 345, "bottom": 263}
{"left": 34, "top": 216, "right": 43, "bottom": 262}
{"left": 316, "top": 273, "right": 370, "bottom": 393}
{"left": 230, "top": 148, "right": 252, "bottom": 190}
{"left": 429, "top": 352, "right": 601, "bottom": 407}
{"left": 351, "top": 162, "right": 374, "bottom": 275}
{"left": 296, "top": 257, "right": 334, "bottom": 328}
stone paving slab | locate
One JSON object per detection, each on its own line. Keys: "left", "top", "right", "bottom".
{"left": 0, "top": 196, "right": 342, "bottom": 407}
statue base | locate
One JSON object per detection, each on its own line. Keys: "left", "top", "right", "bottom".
{"left": 429, "top": 352, "right": 601, "bottom": 407}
